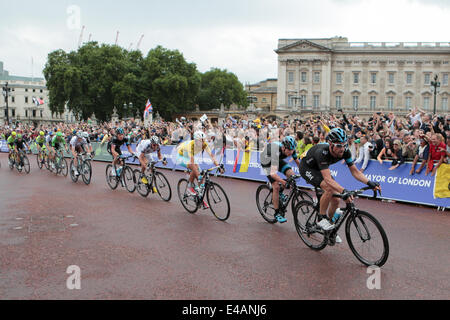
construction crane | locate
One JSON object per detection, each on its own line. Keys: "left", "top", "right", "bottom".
{"left": 78, "top": 25, "right": 85, "bottom": 48}
{"left": 115, "top": 31, "right": 120, "bottom": 46}
{"left": 88, "top": 33, "right": 92, "bottom": 42}
{"left": 128, "top": 43, "right": 133, "bottom": 51}
{"left": 136, "top": 34, "right": 144, "bottom": 50}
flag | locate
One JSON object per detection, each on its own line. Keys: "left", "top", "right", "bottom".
{"left": 33, "top": 97, "right": 44, "bottom": 106}
{"left": 434, "top": 164, "right": 450, "bottom": 199}
{"left": 144, "top": 99, "right": 153, "bottom": 119}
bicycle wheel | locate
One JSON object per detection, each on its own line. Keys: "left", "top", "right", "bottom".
{"left": 346, "top": 210, "right": 389, "bottom": 267}
{"left": 134, "top": 169, "right": 150, "bottom": 198}
{"left": 206, "top": 182, "right": 230, "bottom": 221}
{"left": 123, "top": 166, "right": 136, "bottom": 193}
{"left": 293, "top": 201, "right": 328, "bottom": 251}
{"left": 8, "top": 154, "right": 14, "bottom": 170}
{"left": 105, "top": 164, "right": 119, "bottom": 190}
{"left": 154, "top": 171, "right": 172, "bottom": 202}
{"left": 44, "top": 155, "right": 50, "bottom": 170}
{"left": 291, "top": 189, "right": 314, "bottom": 213}
{"left": 81, "top": 161, "right": 92, "bottom": 185}
{"left": 60, "top": 158, "right": 68, "bottom": 177}
{"left": 69, "top": 160, "right": 79, "bottom": 183}
{"left": 23, "top": 156, "right": 30, "bottom": 174}
{"left": 177, "top": 178, "right": 199, "bottom": 214}
{"left": 37, "top": 153, "right": 43, "bottom": 170}
{"left": 255, "top": 184, "right": 277, "bottom": 224}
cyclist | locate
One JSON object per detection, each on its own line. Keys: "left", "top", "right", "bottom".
{"left": 109, "top": 128, "right": 134, "bottom": 176}
{"left": 299, "top": 128, "right": 381, "bottom": 242}
{"left": 35, "top": 131, "right": 47, "bottom": 165}
{"left": 70, "top": 132, "right": 88, "bottom": 176}
{"left": 177, "top": 131, "right": 224, "bottom": 208}
{"left": 49, "top": 132, "right": 68, "bottom": 171}
{"left": 260, "top": 136, "right": 301, "bottom": 223}
{"left": 82, "top": 132, "right": 95, "bottom": 158}
{"left": 135, "top": 136, "right": 168, "bottom": 185}
{"left": 13, "top": 134, "right": 30, "bottom": 170}
{"left": 7, "top": 131, "right": 17, "bottom": 165}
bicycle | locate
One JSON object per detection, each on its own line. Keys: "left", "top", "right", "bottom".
{"left": 177, "top": 164, "right": 230, "bottom": 221}
{"left": 36, "top": 147, "right": 49, "bottom": 170}
{"left": 256, "top": 174, "right": 314, "bottom": 224}
{"left": 70, "top": 152, "right": 92, "bottom": 185}
{"left": 133, "top": 159, "right": 172, "bottom": 201}
{"left": 48, "top": 149, "right": 68, "bottom": 177}
{"left": 9, "top": 149, "right": 30, "bottom": 174}
{"left": 105, "top": 155, "right": 136, "bottom": 193}
{"left": 293, "top": 187, "right": 389, "bottom": 267}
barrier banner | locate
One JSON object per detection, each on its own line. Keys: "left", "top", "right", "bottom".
{"left": 1, "top": 140, "right": 448, "bottom": 208}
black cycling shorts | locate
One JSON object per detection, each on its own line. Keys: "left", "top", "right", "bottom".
{"left": 262, "top": 160, "right": 292, "bottom": 183}
{"left": 299, "top": 163, "right": 324, "bottom": 188}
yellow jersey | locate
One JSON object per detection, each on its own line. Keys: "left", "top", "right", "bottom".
{"left": 178, "top": 140, "right": 211, "bottom": 157}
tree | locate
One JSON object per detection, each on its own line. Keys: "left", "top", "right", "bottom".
{"left": 141, "top": 46, "right": 201, "bottom": 120}
{"left": 197, "top": 68, "right": 248, "bottom": 111}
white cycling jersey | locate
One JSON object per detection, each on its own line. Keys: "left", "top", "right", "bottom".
{"left": 136, "top": 140, "right": 160, "bottom": 158}
{"left": 70, "top": 136, "right": 87, "bottom": 148}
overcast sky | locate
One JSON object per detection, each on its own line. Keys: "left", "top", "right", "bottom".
{"left": 0, "top": 0, "right": 449, "bottom": 84}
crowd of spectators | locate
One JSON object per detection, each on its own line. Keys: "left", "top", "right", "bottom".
{"left": 1, "top": 107, "right": 449, "bottom": 176}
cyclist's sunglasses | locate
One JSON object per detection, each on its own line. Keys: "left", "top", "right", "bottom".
{"left": 333, "top": 142, "right": 348, "bottom": 149}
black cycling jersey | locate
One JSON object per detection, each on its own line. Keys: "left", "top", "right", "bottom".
{"left": 301, "top": 143, "right": 354, "bottom": 171}
{"left": 260, "top": 141, "right": 298, "bottom": 168}
{"left": 15, "top": 140, "right": 26, "bottom": 150}
{"left": 111, "top": 136, "right": 130, "bottom": 148}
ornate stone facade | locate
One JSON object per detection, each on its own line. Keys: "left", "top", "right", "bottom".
{"left": 276, "top": 37, "right": 450, "bottom": 115}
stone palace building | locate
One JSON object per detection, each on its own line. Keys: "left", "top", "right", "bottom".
{"left": 275, "top": 37, "right": 449, "bottom": 116}
{"left": 1, "top": 61, "right": 76, "bottom": 126}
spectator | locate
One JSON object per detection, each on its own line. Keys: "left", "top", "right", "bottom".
{"left": 389, "top": 140, "right": 405, "bottom": 171}
{"left": 426, "top": 133, "right": 447, "bottom": 176}
{"left": 354, "top": 135, "right": 373, "bottom": 173}
{"left": 410, "top": 139, "right": 429, "bottom": 175}
{"left": 402, "top": 134, "right": 418, "bottom": 161}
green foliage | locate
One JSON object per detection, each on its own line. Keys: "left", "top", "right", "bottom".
{"left": 43, "top": 44, "right": 245, "bottom": 121}
{"left": 197, "top": 68, "right": 248, "bottom": 111}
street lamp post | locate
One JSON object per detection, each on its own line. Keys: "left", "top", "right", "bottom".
{"left": 430, "top": 75, "right": 440, "bottom": 115}
{"left": 2, "top": 82, "right": 11, "bottom": 125}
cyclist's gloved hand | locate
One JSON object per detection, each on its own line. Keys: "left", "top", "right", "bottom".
{"left": 342, "top": 189, "right": 351, "bottom": 201}
{"left": 367, "top": 181, "right": 379, "bottom": 190}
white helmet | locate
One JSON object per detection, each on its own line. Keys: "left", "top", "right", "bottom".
{"left": 194, "top": 131, "right": 206, "bottom": 141}
{"left": 76, "top": 132, "right": 83, "bottom": 138}
{"left": 82, "top": 132, "right": 89, "bottom": 138}
{"left": 150, "top": 135, "right": 160, "bottom": 145}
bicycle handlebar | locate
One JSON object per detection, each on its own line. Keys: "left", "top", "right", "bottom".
{"left": 333, "top": 186, "right": 381, "bottom": 200}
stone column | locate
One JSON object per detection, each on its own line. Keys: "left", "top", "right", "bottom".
{"left": 277, "top": 60, "right": 287, "bottom": 109}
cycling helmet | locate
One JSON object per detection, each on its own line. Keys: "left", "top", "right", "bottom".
{"left": 72, "top": 130, "right": 77, "bottom": 135}
{"left": 82, "top": 132, "right": 89, "bottom": 138}
{"left": 327, "top": 128, "right": 348, "bottom": 144}
{"left": 17, "top": 134, "right": 22, "bottom": 139}
{"left": 116, "top": 128, "right": 124, "bottom": 135}
{"left": 150, "top": 136, "right": 160, "bottom": 145}
{"left": 39, "top": 131, "right": 45, "bottom": 136}
{"left": 76, "top": 132, "right": 83, "bottom": 138}
{"left": 11, "top": 131, "right": 17, "bottom": 136}
{"left": 282, "top": 136, "right": 297, "bottom": 151}
{"left": 56, "top": 132, "right": 63, "bottom": 137}
{"left": 194, "top": 131, "right": 206, "bottom": 141}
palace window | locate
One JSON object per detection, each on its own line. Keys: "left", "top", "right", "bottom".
{"left": 405, "top": 96, "right": 412, "bottom": 109}
{"left": 336, "top": 73, "right": 342, "bottom": 84}
{"left": 388, "top": 73, "right": 395, "bottom": 84}
{"left": 313, "top": 72, "right": 320, "bottom": 83}
{"left": 288, "top": 72, "right": 294, "bottom": 83}
{"left": 370, "top": 73, "right": 377, "bottom": 84}
{"left": 335, "top": 96, "right": 342, "bottom": 108}
{"left": 352, "top": 96, "right": 359, "bottom": 109}
{"left": 406, "top": 73, "right": 413, "bottom": 84}
{"left": 387, "top": 96, "right": 394, "bottom": 110}
{"left": 370, "top": 96, "right": 377, "bottom": 110}
{"left": 313, "top": 95, "right": 320, "bottom": 109}
{"left": 353, "top": 72, "right": 360, "bottom": 84}
{"left": 301, "top": 72, "right": 307, "bottom": 83}
{"left": 424, "top": 73, "right": 431, "bottom": 85}
{"left": 423, "top": 97, "right": 430, "bottom": 110}
{"left": 442, "top": 97, "right": 448, "bottom": 111}
{"left": 443, "top": 74, "right": 448, "bottom": 86}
